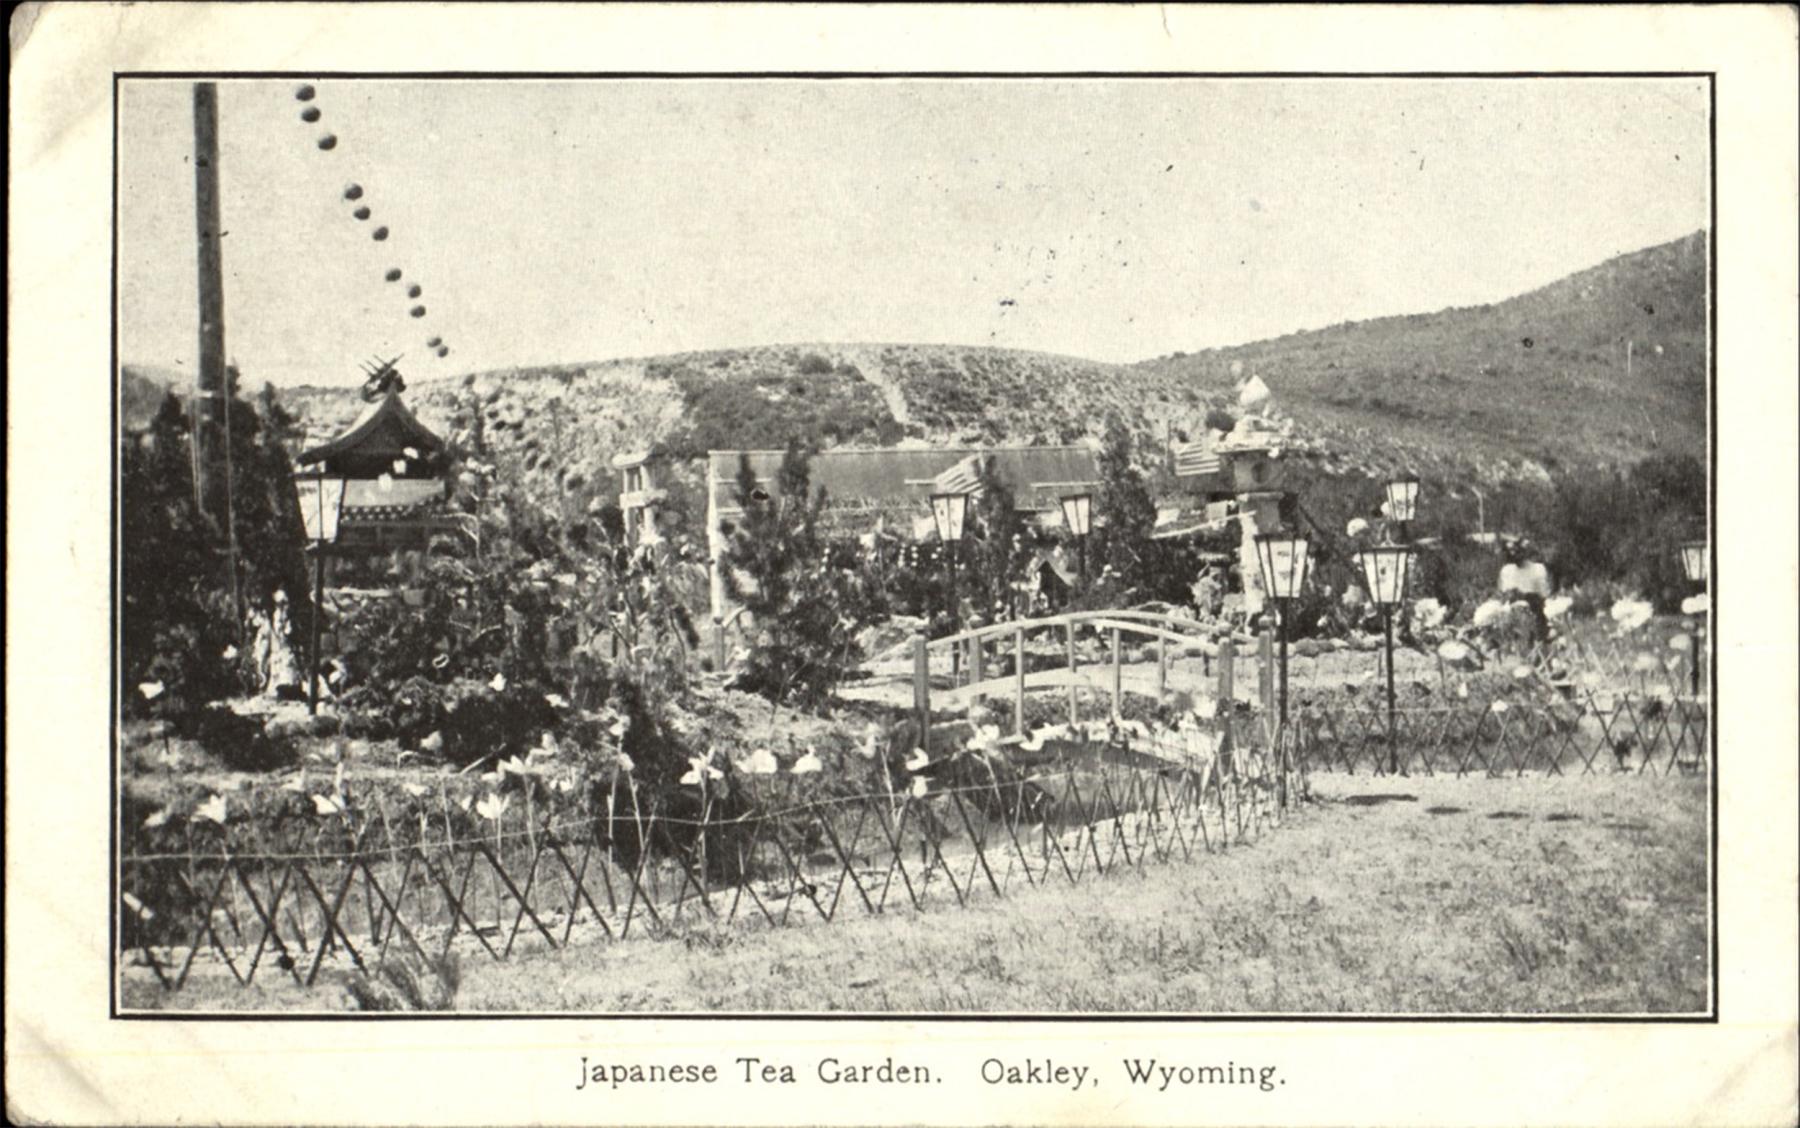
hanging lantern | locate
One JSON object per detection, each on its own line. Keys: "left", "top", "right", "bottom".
{"left": 1059, "top": 493, "right": 1093, "bottom": 537}
{"left": 410, "top": 305, "right": 426, "bottom": 318}
{"left": 1678, "top": 540, "right": 1708, "bottom": 584}
{"left": 353, "top": 206, "right": 371, "bottom": 220}
{"left": 295, "top": 84, "right": 316, "bottom": 101}
{"left": 384, "top": 268, "right": 402, "bottom": 282}
{"left": 407, "top": 284, "right": 423, "bottom": 298}
{"left": 317, "top": 135, "right": 337, "bottom": 151}
{"left": 930, "top": 493, "right": 969, "bottom": 542}
{"left": 1384, "top": 474, "right": 1421, "bottom": 524}
{"left": 372, "top": 226, "right": 389, "bottom": 241}
{"left": 300, "top": 107, "right": 322, "bottom": 123}
{"left": 344, "top": 184, "right": 364, "bottom": 201}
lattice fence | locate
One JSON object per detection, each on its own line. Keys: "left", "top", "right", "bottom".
{"left": 119, "top": 720, "right": 1294, "bottom": 995}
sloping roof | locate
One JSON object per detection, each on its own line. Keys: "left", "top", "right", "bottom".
{"left": 297, "top": 390, "right": 445, "bottom": 468}
{"left": 709, "top": 446, "right": 1101, "bottom": 516}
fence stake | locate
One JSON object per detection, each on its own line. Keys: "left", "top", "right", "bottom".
{"left": 970, "top": 632, "right": 985, "bottom": 714}
{"left": 1156, "top": 635, "right": 1168, "bottom": 701}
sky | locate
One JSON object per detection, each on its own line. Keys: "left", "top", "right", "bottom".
{"left": 116, "top": 77, "right": 1710, "bottom": 389}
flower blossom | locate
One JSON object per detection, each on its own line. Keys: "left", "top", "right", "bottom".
{"left": 1472, "top": 600, "right": 1508, "bottom": 629}
{"left": 1411, "top": 598, "right": 1446, "bottom": 630}
{"left": 790, "top": 750, "right": 823, "bottom": 775}
{"left": 735, "top": 748, "right": 778, "bottom": 775}
{"left": 1610, "top": 598, "right": 1655, "bottom": 633}
{"left": 1544, "top": 595, "right": 1573, "bottom": 620}
{"left": 1681, "top": 593, "right": 1710, "bottom": 616}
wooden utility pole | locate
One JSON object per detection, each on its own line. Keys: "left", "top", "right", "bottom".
{"left": 192, "top": 82, "right": 227, "bottom": 517}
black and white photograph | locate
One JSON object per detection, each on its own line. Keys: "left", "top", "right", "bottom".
{"left": 9, "top": 5, "right": 1797, "bottom": 1126}
{"left": 111, "top": 69, "right": 1720, "bottom": 1016}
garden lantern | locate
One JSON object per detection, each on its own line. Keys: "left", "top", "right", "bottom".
{"left": 298, "top": 475, "right": 348, "bottom": 714}
{"left": 1060, "top": 492, "right": 1093, "bottom": 583}
{"left": 931, "top": 492, "right": 970, "bottom": 668}
{"left": 1356, "top": 544, "right": 1416, "bottom": 775}
{"left": 1385, "top": 473, "right": 1420, "bottom": 540}
{"left": 1678, "top": 540, "right": 1707, "bottom": 585}
{"left": 1253, "top": 530, "right": 1311, "bottom": 728}
{"left": 1677, "top": 539, "right": 1708, "bottom": 698}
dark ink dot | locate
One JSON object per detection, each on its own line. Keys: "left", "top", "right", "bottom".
{"left": 344, "top": 184, "right": 364, "bottom": 201}
{"left": 353, "top": 206, "right": 371, "bottom": 220}
{"left": 1521, "top": 337, "right": 1534, "bottom": 348}
{"left": 384, "top": 268, "right": 402, "bottom": 282}
{"left": 317, "top": 134, "right": 338, "bottom": 151}
{"left": 295, "top": 84, "right": 316, "bottom": 101}
{"left": 1643, "top": 304, "right": 1654, "bottom": 315}
{"left": 408, "top": 284, "right": 423, "bottom": 298}
{"left": 372, "top": 226, "right": 389, "bottom": 241}
{"left": 437, "top": 345, "right": 450, "bottom": 358}
{"left": 426, "top": 336, "right": 442, "bottom": 348}
{"left": 300, "top": 107, "right": 321, "bottom": 123}
{"left": 410, "top": 305, "right": 426, "bottom": 318}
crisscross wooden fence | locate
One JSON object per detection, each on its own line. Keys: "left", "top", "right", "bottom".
{"left": 119, "top": 717, "right": 1290, "bottom": 994}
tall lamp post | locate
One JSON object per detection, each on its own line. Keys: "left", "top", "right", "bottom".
{"left": 931, "top": 492, "right": 969, "bottom": 672}
{"left": 1385, "top": 474, "right": 1420, "bottom": 543}
{"left": 1357, "top": 543, "right": 1415, "bottom": 775}
{"left": 1060, "top": 492, "right": 1093, "bottom": 585}
{"left": 298, "top": 474, "right": 348, "bottom": 715}
{"left": 1252, "top": 529, "right": 1312, "bottom": 730}
{"left": 1678, "top": 539, "right": 1708, "bottom": 699}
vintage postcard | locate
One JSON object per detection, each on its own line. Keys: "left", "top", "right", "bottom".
{"left": 8, "top": 3, "right": 1797, "bottom": 1125}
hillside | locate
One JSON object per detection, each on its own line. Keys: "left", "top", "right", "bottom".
{"left": 123, "top": 232, "right": 1707, "bottom": 500}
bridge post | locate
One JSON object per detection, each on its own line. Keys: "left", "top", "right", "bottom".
{"left": 1258, "top": 629, "right": 1275, "bottom": 717}
{"left": 1066, "top": 621, "right": 1079, "bottom": 727}
{"left": 1156, "top": 634, "right": 1168, "bottom": 701}
{"left": 1013, "top": 626, "right": 1026, "bottom": 735}
{"left": 1110, "top": 627, "right": 1123, "bottom": 719}
{"left": 969, "top": 633, "right": 985, "bottom": 714}
{"left": 912, "top": 634, "right": 930, "bottom": 747}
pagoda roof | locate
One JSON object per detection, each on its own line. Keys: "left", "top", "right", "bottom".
{"left": 297, "top": 390, "right": 446, "bottom": 471}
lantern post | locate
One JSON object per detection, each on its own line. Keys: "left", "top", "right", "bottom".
{"left": 1060, "top": 493, "right": 1094, "bottom": 585}
{"left": 1678, "top": 539, "right": 1708, "bottom": 699}
{"left": 1357, "top": 544, "right": 1416, "bottom": 775}
{"left": 1252, "top": 529, "right": 1311, "bottom": 729}
{"left": 931, "top": 492, "right": 969, "bottom": 672}
{"left": 298, "top": 474, "right": 348, "bottom": 714}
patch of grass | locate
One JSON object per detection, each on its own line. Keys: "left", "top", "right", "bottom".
{"left": 136, "top": 774, "right": 1706, "bottom": 1014}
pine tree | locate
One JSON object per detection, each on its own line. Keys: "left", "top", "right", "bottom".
{"left": 720, "top": 442, "right": 868, "bottom": 708}
{"left": 1094, "top": 419, "right": 1159, "bottom": 599}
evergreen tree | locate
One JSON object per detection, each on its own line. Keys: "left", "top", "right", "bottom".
{"left": 720, "top": 442, "right": 869, "bottom": 708}
{"left": 1092, "top": 420, "right": 1160, "bottom": 599}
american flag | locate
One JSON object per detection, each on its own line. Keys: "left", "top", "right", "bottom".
{"left": 932, "top": 453, "right": 984, "bottom": 496}
{"left": 1172, "top": 437, "right": 1221, "bottom": 477}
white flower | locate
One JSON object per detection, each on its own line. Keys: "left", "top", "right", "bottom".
{"left": 192, "top": 794, "right": 228, "bottom": 825}
{"left": 1668, "top": 635, "right": 1692, "bottom": 652}
{"left": 1681, "top": 593, "right": 1710, "bottom": 616}
{"left": 1345, "top": 517, "right": 1369, "bottom": 538}
{"left": 403, "top": 446, "right": 420, "bottom": 459}
{"left": 1544, "top": 595, "right": 1573, "bottom": 620}
{"left": 1411, "top": 598, "right": 1446, "bottom": 630}
{"left": 457, "top": 794, "right": 473, "bottom": 812}
{"left": 607, "top": 714, "right": 630, "bottom": 739}
{"left": 1472, "top": 599, "right": 1508, "bottom": 629}
{"left": 735, "top": 747, "right": 779, "bottom": 775}
{"left": 679, "top": 755, "right": 724, "bottom": 786}
{"left": 311, "top": 792, "right": 347, "bottom": 817}
{"left": 222, "top": 644, "right": 239, "bottom": 660}
{"left": 498, "top": 754, "right": 533, "bottom": 778}
{"left": 614, "top": 751, "right": 635, "bottom": 773}
{"left": 967, "top": 725, "right": 1003, "bottom": 753}
{"left": 904, "top": 747, "right": 930, "bottom": 772}
{"left": 1437, "top": 640, "right": 1472, "bottom": 662}
{"left": 537, "top": 731, "right": 560, "bottom": 755}
{"left": 137, "top": 680, "right": 165, "bottom": 701}
{"left": 857, "top": 724, "right": 882, "bottom": 759}
{"left": 1632, "top": 653, "right": 1660, "bottom": 673}
{"left": 791, "top": 749, "right": 823, "bottom": 775}
{"left": 1490, "top": 700, "right": 1510, "bottom": 714}
{"left": 420, "top": 730, "right": 445, "bottom": 754}
{"left": 545, "top": 693, "right": 568, "bottom": 710}
{"left": 554, "top": 573, "right": 578, "bottom": 587}
{"left": 1610, "top": 598, "right": 1654, "bottom": 633}
{"left": 910, "top": 776, "right": 931, "bottom": 798}
{"left": 476, "top": 793, "right": 510, "bottom": 821}
{"left": 1511, "top": 664, "right": 1534, "bottom": 681}
{"left": 489, "top": 672, "right": 508, "bottom": 692}
{"left": 143, "top": 808, "right": 171, "bottom": 829}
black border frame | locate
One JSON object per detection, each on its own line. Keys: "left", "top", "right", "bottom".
{"left": 109, "top": 69, "right": 1720, "bottom": 1024}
